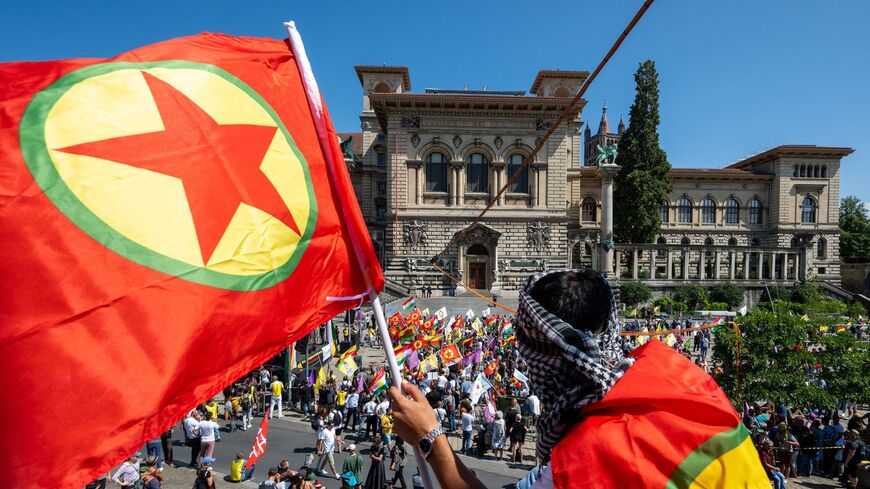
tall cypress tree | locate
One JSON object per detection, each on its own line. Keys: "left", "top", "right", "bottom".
{"left": 613, "top": 60, "right": 671, "bottom": 243}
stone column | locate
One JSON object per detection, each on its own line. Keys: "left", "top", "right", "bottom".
{"left": 715, "top": 251, "right": 721, "bottom": 280}
{"left": 457, "top": 166, "right": 465, "bottom": 206}
{"left": 768, "top": 251, "right": 776, "bottom": 281}
{"left": 530, "top": 167, "right": 538, "bottom": 207}
{"left": 632, "top": 248, "right": 639, "bottom": 279}
{"left": 596, "top": 163, "right": 621, "bottom": 276}
{"left": 743, "top": 251, "right": 749, "bottom": 281}
{"left": 699, "top": 250, "right": 706, "bottom": 280}
{"left": 729, "top": 251, "right": 736, "bottom": 280}
{"left": 650, "top": 249, "right": 657, "bottom": 280}
{"left": 614, "top": 251, "right": 622, "bottom": 279}
{"left": 757, "top": 252, "right": 764, "bottom": 280}
{"left": 682, "top": 249, "right": 689, "bottom": 280}
{"left": 416, "top": 166, "right": 424, "bottom": 205}
{"left": 666, "top": 250, "right": 673, "bottom": 280}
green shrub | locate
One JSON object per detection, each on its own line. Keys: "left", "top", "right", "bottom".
{"left": 620, "top": 281, "right": 652, "bottom": 307}
{"left": 709, "top": 283, "right": 745, "bottom": 309}
{"left": 673, "top": 285, "right": 709, "bottom": 311}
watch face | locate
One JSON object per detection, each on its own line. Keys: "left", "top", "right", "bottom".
{"left": 419, "top": 438, "right": 432, "bottom": 453}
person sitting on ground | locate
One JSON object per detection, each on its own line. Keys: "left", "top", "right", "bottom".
{"left": 387, "top": 269, "right": 769, "bottom": 489}
{"left": 229, "top": 451, "right": 255, "bottom": 483}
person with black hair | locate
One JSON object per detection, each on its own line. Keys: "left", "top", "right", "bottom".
{"left": 388, "top": 269, "right": 768, "bottom": 489}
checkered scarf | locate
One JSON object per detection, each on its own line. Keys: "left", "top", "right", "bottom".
{"left": 516, "top": 269, "right": 635, "bottom": 463}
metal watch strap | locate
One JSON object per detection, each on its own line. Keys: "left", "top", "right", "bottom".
{"left": 419, "top": 425, "right": 444, "bottom": 458}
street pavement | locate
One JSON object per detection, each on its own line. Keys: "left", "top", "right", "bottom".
{"left": 150, "top": 411, "right": 529, "bottom": 489}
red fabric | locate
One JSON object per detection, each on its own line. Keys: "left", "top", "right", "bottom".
{"left": 0, "top": 33, "right": 381, "bottom": 489}
{"left": 550, "top": 340, "right": 741, "bottom": 489}
{"left": 246, "top": 412, "right": 270, "bottom": 470}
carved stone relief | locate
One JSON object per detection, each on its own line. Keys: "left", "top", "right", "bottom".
{"left": 452, "top": 135, "right": 462, "bottom": 149}
{"left": 403, "top": 220, "right": 428, "bottom": 248}
{"left": 401, "top": 116, "right": 420, "bottom": 128}
{"left": 494, "top": 136, "right": 503, "bottom": 149}
{"left": 527, "top": 221, "right": 551, "bottom": 250}
{"left": 410, "top": 134, "right": 420, "bottom": 148}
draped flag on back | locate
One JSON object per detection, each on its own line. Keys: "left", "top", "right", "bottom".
{"left": 0, "top": 28, "right": 383, "bottom": 489}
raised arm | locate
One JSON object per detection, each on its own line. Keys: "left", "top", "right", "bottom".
{"left": 389, "top": 383, "right": 487, "bottom": 489}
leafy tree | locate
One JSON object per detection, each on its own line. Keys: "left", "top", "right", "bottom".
{"left": 619, "top": 281, "right": 652, "bottom": 307}
{"left": 653, "top": 296, "right": 687, "bottom": 313}
{"left": 847, "top": 301, "right": 868, "bottom": 319}
{"left": 840, "top": 196, "right": 870, "bottom": 262}
{"left": 815, "top": 332, "right": 870, "bottom": 404}
{"left": 713, "top": 311, "right": 832, "bottom": 409}
{"left": 790, "top": 280, "right": 821, "bottom": 304}
{"left": 613, "top": 60, "right": 671, "bottom": 243}
{"left": 672, "top": 284, "right": 708, "bottom": 311}
{"left": 709, "top": 283, "right": 745, "bottom": 309}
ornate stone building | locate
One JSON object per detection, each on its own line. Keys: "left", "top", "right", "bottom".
{"left": 342, "top": 67, "right": 854, "bottom": 296}
{"left": 569, "top": 108, "right": 853, "bottom": 288}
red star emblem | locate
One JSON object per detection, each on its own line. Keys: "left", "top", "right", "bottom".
{"left": 55, "top": 71, "right": 300, "bottom": 264}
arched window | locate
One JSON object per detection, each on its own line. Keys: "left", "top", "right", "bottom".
{"left": 821, "top": 166, "right": 828, "bottom": 178}
{"left": 660, "top": 203, "right": 669, "bottom": 223}
{"left": 581, "top": 197, "right": 597, "bottom": 222}
{"left": 793, "top": 165, "right": 799, "bottom": 177}
{"left": 467, "top": 243, "right": 489, "bottom": 256}
{"left": 677, "top": 198, "right": 693, "bottom": 223}
{"left": 681, "top": 236, "right": 691, "bottom": 246}
{"left": 466, "top": 153, "right": 489, "bottom": 193}
{"left": 817, "top": 237, "right": 827, "bottom": 258}
{"left": 701, "top": 198, "right": 716, "bottom": 223}
{"left": 425, "top": 152, "right": 448, "bottom": 192}
{"left": 728, "top": 237, "right": 738, "bottom": 246}
{"left": 814, "top": 166, "right": 821, "bottom": 178}
{"left": 656, "top": 236, "right": 667, "bottom": 257}
{"left": 750, "top": 237, "right": 761, "bottom": 247}
{"left": 724, "top": 198, "right": 739, "bottom": 224}
{"left": 800, "top": 165, "right": 806, "bottom": 178}
{"left": 747, "top": 198, "right": 762, "bottom": 224}
{"left": 705, "top": 237, "right": 715, "bottom": 246}
{"left": 506, "top": 153, "right": 529, "bottom": 193}
{"left": 801, "top": 197, "right": 817, "bottom": 223}
{"left": 372, "top": 82, "right": 391, "bottom": 93}
{"left": 791, "top": 237, "right": 799, "bottom": 248}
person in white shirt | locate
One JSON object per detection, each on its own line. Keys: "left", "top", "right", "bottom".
{"left": 434, "top": 401, "right": 447, "bottom": 427}
{"left": 362, "top": 397, "right": 378, "bottom": 440}
{"left": 184, "top": 411, "right": 202, "bottom": 468}
{"left": 437, "top": 371, "right": 448, "bottom": 389}
{"left": 460, "top": 406, "right": 474, "bottom": 454}
{"left": 197, "top": 417, "right": 221, "bottom": 462}
{"left": 345, "top": 388, "right": 360, "bottom": 431}
{"left": 526, "top": 391, "right": 541, "bottom": 426}
{"left": 112, "top": 453, "right": 141, "bottom": 487}
{"left": 316, "top": 421, "right": 340, "bottom": 479}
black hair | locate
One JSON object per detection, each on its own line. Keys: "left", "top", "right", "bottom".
{"left": 528, "top": 270, "right": 611, "bottom": 333}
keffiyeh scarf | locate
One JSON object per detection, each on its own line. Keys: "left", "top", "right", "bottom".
{"left": 516, "top": 269, "right": 635, "bottom": 463}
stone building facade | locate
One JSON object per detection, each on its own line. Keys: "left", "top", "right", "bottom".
{"left": 342, "top": 66, "right": 854, "bottom": 295}
{"left": 568, "top": 107, "right": 853, "bottom": 287}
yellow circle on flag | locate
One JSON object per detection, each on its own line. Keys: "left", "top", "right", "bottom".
{"left": 22, "top": 61, "right": 317, "bottom": 290}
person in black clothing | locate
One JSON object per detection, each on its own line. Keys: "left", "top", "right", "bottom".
{"left": 389, "top": 437, "right": 408, "bottom": 489}
{"left": 509, "top": 414, "right": 527, "bottom": 463}
{"left": 424, "top": 381, "right": 442, "bottom": 408}
{"left": 300, "top": 380, "right": 314, "bottom": 419}
{"left": 160, "top": 427, "right": 174, "bottom": 468}
{"left": 193, "top": 465, "right": 217, "bottom": 489}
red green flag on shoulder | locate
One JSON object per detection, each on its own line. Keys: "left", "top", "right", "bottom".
{"left": 549, "top": 340, "right": 768, "bottom": 488}
{"left": 0, "top": 27, "right": 382, "bottom": 489}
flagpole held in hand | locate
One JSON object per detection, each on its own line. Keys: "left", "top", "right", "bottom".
{"left": 370, "top": 292, "right": 435, "bottom": 489}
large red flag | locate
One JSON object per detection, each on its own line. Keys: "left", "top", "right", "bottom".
{"left": 0, "top": 30, "right": 382, "bottom": 488}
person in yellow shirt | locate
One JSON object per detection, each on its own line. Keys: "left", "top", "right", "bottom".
{"left": 229, "top": 451, "right": 254, "bottom": 482}
{"left": 270, "top": 378, "right": 284, "bottom": 418}
{"left": 336, "top": 387, "right": 348, "bottom": 414}
{"left": 381, "top": 408, "right": 394, "bottom": 446}
{"left": 203, "top": 400, "right": 219, "bottom": 421}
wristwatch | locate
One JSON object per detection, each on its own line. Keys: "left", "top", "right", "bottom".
{"left": 418, "top": 425, "right": 445, "bottom": 459}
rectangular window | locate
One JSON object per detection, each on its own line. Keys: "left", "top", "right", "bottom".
{"left": 377, "top": 182, "right": 386, "bottom": 195}
{"left": 376, "top": 152, "right": 386, "bottom": 167}
{"left": 376, "top": 206, "right": 386, "bottom": 218}
{"left": 660, "top": 206, "right": 669, "bottom": 223}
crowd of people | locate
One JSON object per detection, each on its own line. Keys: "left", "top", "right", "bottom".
{"left": 97, "top": 272, "right": 868, "bottom": 489}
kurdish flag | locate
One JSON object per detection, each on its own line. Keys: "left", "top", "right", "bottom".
{"left": 439, "top": 344, "right": 462, "bottom": 367}
{"left": 0, "top": 29, "right": 384, "bottom": 489}
{"left": 548, "top": 340, "right": 768, "bottom": 488}
{"left": 394, "top": 344, "right": 413, "bottom": 365}
{"left": 483, "top": 360, "right": 498, "bottom": 376}
{"left": 339, "top": 345, "right": 358, "bottom": 362}
{"left": 499, "top": 320, "right": 513, "bottom": 336}
{"left": 369, "top": 366, "right": 388, "bottom": 396}
{"left": 401, "top": 297, "right": 416, "bottom": 312}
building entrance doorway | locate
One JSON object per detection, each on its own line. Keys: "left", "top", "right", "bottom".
{"left": 466, "top": 243, "right": 490, "bottom": 290}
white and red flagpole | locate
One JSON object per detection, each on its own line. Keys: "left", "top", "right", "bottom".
{"left": 284, "top": 21, "right": 435, "bottom": 489}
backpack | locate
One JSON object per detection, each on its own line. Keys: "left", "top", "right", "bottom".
{"left": 311, "top": 418, "right": 321, "bottom": 431}
{"left": 332, "top": 410, "right": 343, "bottom": 428}
{"left": 240, "top": 395, "right": 251, "bottom": 411}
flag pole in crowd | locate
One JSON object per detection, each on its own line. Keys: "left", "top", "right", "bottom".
{"left": 369, "top": 290, "right": 436, "bottom": 489}
{"left": 285, "top": 21, "right": 436, "bottom": 489}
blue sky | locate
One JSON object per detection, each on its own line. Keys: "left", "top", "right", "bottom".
{"left": 3, "top": 0, "right": 867, "bottom": 202}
